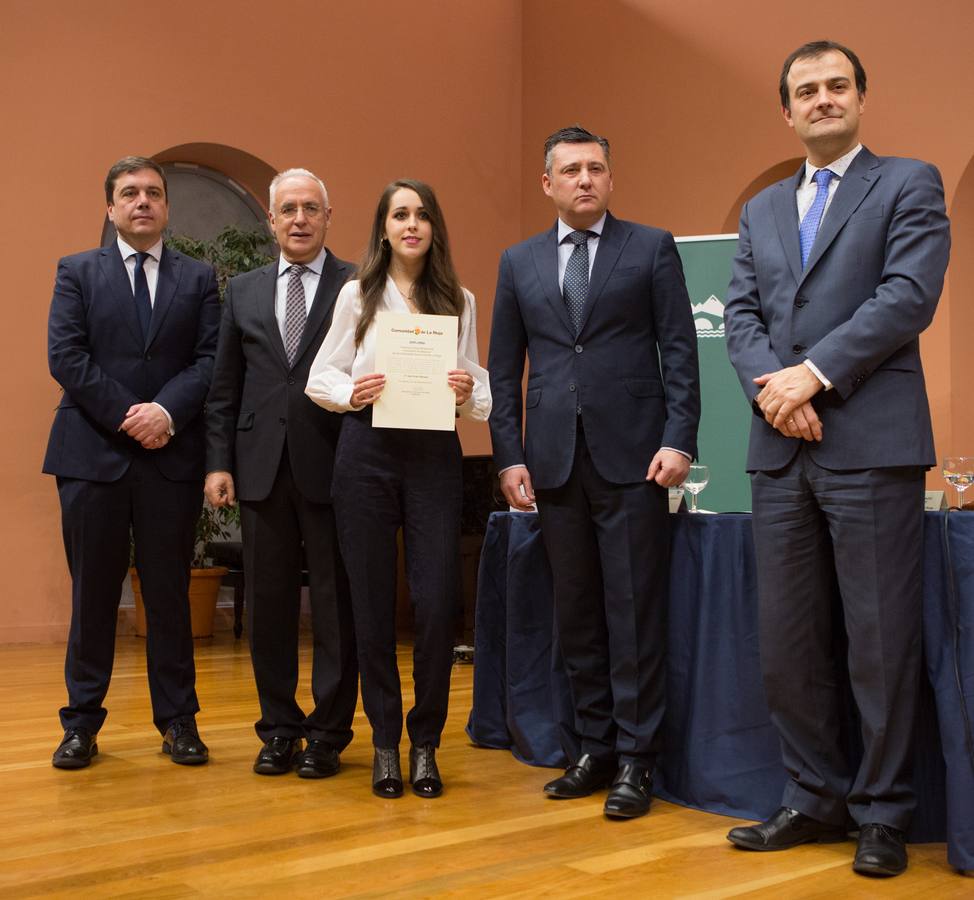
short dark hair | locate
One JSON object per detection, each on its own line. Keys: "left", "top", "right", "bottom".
{"left": 104, "top": 156, "right": 167, "bottom": 204}
{"left": 779, "top": 41, "right": 867, "bottom": 110}
{"left": 543, "top": 125, "right": 611, "bottom": 174}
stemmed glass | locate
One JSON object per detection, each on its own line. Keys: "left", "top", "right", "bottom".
{"left": 942, "top": 457, "right": 974, "bottom": 510}
{"left": 683, "top": 464, "right": 710, "bottom": 513}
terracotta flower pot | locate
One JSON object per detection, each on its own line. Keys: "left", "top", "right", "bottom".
{"left": 130, "top": 567, "right": 228, "bottom": 639}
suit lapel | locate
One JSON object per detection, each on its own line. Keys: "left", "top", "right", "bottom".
{"left": 578, "top": 211, "right": 627, "bottom": 335}
{"left": 772, "top": 166, "right": 805, "bottom": 285}
{"left": 800, "top": 148, "right": 880, "bottom": 281}
{"left": 98, "top": 245, "right": 144, "bottom": 346}
{"left": 531, "top": 225, "right": 575, "bottom": 338}
{"left": 293, "top": 252, "right": 349, "bottom": 365}
{"left": 257, "top": 262, "right": 290, "bottom": 369}
{"left": 145, "top": 245, "right": 180, "bottom": 348}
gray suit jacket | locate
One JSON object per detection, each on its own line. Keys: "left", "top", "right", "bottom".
{"left": 724, "top": 147, "right": 950, "bottom": 472}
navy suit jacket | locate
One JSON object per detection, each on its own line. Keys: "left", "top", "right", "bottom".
{"left": 488, "top": 211, "right": 700, "bottom": 490}
{"left": 43, "top": 244, "right": 220, "bottom": 483}
{"left": 724, "top": 147, "right": 951, "bottom": 472}
{"left": 204, "top": 252, "right": 352, "bottom": 504}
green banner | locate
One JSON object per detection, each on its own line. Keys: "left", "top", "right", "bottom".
{"left": 675, "top": 235, "right": 752, "bottom": 512}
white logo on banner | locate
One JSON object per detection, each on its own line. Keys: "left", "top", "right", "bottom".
{"left": 693, "top": 294, "right": 725, "bottom": 338}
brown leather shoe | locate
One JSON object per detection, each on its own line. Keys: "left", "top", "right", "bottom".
{"left": 543, "top": 754, "right": 616, "bottom": 799}
{"left": 727, "top": 807, "right": 848, "bottom": 850}
{"left": 52, "top": 729, "right": 98, "bottom": 769}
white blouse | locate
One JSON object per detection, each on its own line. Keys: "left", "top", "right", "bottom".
{"left": 305, "top": 277, "right": 491, "bottom": 421}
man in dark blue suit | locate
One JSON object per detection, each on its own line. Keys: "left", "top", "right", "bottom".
{"left": 724, "top": 42, "right": 950, "bottom": 876}
{"left": 488, "top": 126, "right": 700, "bottom": 819}
{"left": 44, "top": 156, "right": 220, "bottom": 768}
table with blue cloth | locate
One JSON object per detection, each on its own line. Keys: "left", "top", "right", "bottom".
{"left": 466, "top": 510, "right": 974, "bottom": 871}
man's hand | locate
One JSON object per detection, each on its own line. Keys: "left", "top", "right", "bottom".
{"left": 754, "top": 364, "right": 823, "bottom": 432}
{"left": 777, "top": 400, "right": 823, "bottom": 442}
{"left": 499, "top": 466, "right": 536, "bottom": 511}
{"left": 646, "top": 449, "right": 690, "bottom": 488}
{"left": 120, "top": 402, "right": 170, "bottom": 446}
{"left": 204, "top": 471, "right": 236, "bottom": 508}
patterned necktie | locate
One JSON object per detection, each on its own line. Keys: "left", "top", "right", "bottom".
{"left": 283, "top": 264, "right": 307, "bottom": 365}
{"left": 563, "top": 230, "right": 590, "bottom": 333}
{"left": 132, "top": 251, "right": 152, "bottom": 343}
{"left": 799, "top": 168, "right": 835, "bottom": 268}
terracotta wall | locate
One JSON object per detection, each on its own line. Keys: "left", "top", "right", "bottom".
{"left": 2, "top": 0, "right": 971, "bottom": 641}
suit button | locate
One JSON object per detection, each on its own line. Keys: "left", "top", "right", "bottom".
{"left": 279, "top": 417, "right": 286, "bottom": 425}
{"left": 569, "top": 384, "right": 576, "bottom": 392}
{"left": 287, "top": 377, "right": 295, "bottom": 385}
{"left": 792, "top": 344, "right": 805, "bottom": 354}
{"left": 794, "top": 296, "right": 808, "bottom": 308}
{"left": 574, "top": 344, "right": 583, "bottom": 353}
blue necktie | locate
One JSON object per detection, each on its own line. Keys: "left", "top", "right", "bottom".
{"left": 132, "top": 252, "right": 152, "bottom": 343}
{"left": 563, "top": 230, "right": 590, "bottom": 333}
{"left": 799, "top": 168, "right": 835, "bottom": 268}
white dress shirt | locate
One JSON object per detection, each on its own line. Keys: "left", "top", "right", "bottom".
{"left": 117, "top": 236, "right": 173, "bottom": 432}
{"left": 305, "top": 277, "right": 491, "bottom": 421}
{"left": 275, "top": 248, "right": 327, "bottom": 340}
{"left": 797, "top": 143, "right": 863, "bottom": 389}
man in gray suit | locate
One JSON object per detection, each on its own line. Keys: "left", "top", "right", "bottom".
{"left": 205, "top": 168, "right": 357, "bottom": 777}
{"left": 723, "top": 41, "right": 950, "bottom": 877}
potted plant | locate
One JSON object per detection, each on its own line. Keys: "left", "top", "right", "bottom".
{"left": 132, "top": 225, "right": 273, "bottom": 638}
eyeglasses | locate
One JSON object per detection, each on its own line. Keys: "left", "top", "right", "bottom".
{"left": 277, "top": 202, "right": 325, "bottom": 221}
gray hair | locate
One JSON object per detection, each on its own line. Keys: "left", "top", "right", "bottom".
{"left": 268, "top": 167, "right": 329, "bottom": 211}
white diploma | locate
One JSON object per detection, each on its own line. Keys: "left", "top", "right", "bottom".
{"left": 372, "top": 312, "right": 458, "bottom": 431}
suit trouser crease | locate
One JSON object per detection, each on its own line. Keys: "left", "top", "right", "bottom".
{"left": 332, "top": 411, "right": 461, "bottom": 749}
{"left": 241, "top": 449, "right": 357, "bottom": 746}
{"left": 535, "top": 422, "right": 668, "bottom": 767}
{"left": 751, "top": 449, "right": 923, "bottom": 830}
{"left": 58, "top": 456, "right": 200, "bottom": 734}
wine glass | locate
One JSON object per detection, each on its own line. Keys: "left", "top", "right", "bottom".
{"left": 683, "top": 464, "right": 710, "bottom": 513}
{"left": 942, "top": 457, "right": 974, "bottom": 510}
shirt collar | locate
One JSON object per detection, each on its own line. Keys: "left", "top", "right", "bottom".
{"left": 803, "top": 143, "right": 863, "bottom": 186}
{"left": 117, "top": 236, "right": 163, "bottom": 262}
{"left": 278, "top": 246, "right": 327, "bottom": 277}
{"left": 557, "top": 212, "right": 607, "bottom": 243}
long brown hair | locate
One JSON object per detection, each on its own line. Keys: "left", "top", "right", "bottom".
{"left": 355, "top": 179, "right": 465, "bottom": 346}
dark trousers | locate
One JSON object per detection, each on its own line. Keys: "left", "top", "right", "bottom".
{"left": 751, "top": 449, "right": 925, "bottom": 831}
{"left": 240, "top": 450, "right": 357, "bottom": 747}
{"left": 57, "top": 456, "right": 200, "bottom": 735}
{"left": 535, "top": 422, "right": 669, "bottom": 768}
{"left": 332, "top": 411, "right": 462, "bottom": 749}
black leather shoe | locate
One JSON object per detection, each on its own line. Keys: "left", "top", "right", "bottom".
{"left": 409, "top": 744, "right": 443, "bottom": 798}
{"left": 253, "top": 736, "right": 302, "bottom": 775}
{"left": 543, "top": 754, "right": 616, "bottom": 799}
{"left": 295, "top": 740, "right": 340, "bottom": 779}
{"left": 727, "top": 807, "right": 848, "bottom": 850}
{"left": 853, "top": 824, "right": 907, "bottom": 877}
{"left": 52, "top": 728, "right": 97, "bottom": 769}
{"left": 162, "top": 720, "right": 209, "bottom": 765}
{"left": 603, "top": 763, "right": 653, "bottom": 819}
{"left": 372, "top": 747, "right": 404, "bottom": 798}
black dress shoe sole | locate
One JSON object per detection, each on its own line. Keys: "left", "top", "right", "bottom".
{"left": 543, "top": 775, "right": 614, "bottom": 799}
{"left": 52, "top": 745, "right": 98, "bottom": 769}
{"left": 853, "top": 858, "right": 907, "bottom": 878}
{"left": 254, "top": 759, "right": 296, "bottom": 775}
{"left": 296, "top": 763, "right": 340, "bottom": 779}
{"left": 604, "top": 805, "right": 650, "bottom": 819}
{"left": 728, "top": 830, "right": 848, "bottom": 851}
{"left": 162, "top": 743, "right": 209, "bottom": 765}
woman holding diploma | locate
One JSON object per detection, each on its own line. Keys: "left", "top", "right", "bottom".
{"left": 305, "top": 179, "right": 490, "bottom": 798}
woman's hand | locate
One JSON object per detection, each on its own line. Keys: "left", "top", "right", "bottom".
{"left": 351, "top": 373, "right": 386, "bottom": 406}
{"left": 448, "top": 369, "right": 474, "bottom": 406}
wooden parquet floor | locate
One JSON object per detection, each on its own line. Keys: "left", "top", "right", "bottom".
{"left": 0, "top": 634, "right": 968, "bottom": 898}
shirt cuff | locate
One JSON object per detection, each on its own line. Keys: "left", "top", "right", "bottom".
{"left": 661, "top": 446, "right": 692, "bottom": 461}
{"left": 497, "top": 464, "right": 528, "bottom": 477}
{"left": 152, "top": 402, "right": 175, "bottom": 435}
{"left": 803, "top": 359, "right": 832, "bottom": 390}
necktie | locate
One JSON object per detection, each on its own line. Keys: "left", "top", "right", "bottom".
{"left": 799, "top": 168, "right": 835, "bottom": 268}
{"left": 132, "top": 252, "right": 152, "bottom": 343}
{"left": 563, "top": 230, "right": 590, "bottom": 333}
{"left": 284, "top": 264, "right": 307, "bottom": 365}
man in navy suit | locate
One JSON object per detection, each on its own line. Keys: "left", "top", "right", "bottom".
{"left": 204, "top": 169, "right": 357, "bottom": 778}
{"left": 723, "top": 42, "right": 950, "bottom": 876}
{"left": 44, "top": 156, "right": 220, "bottom": 768}
{"left": 489, "top": 126, "right": 700, "bottom": 819}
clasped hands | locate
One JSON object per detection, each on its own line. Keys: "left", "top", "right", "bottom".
{"left": 753, "top": 363, "right": 823, "bottom": 442}
{"left": 119, "top": 402, "right": 171, "bottom": 449}
{"left": 350, "top": 370, "right": 474, "bottom": 407}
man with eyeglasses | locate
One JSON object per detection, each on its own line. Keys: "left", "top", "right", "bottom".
{"left": 205, "top": 168, "right": 358, "bottom": 777}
